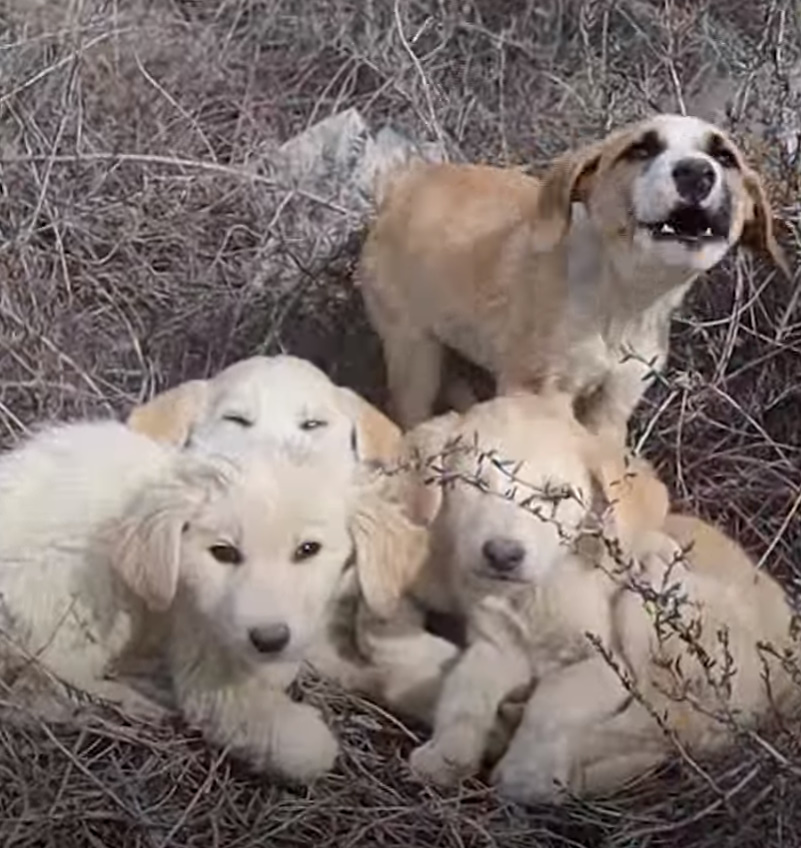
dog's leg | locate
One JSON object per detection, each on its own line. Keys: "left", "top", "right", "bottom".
{"left": 78, "top": 677, "right": 172, "bottom": 722}
{"left": 383, "top": 332, "right": 444, "bottom": 428}
{"left": 177, "top": 669, "right": 339, "bottom": 784}
{"left": 355, "top": 599, "right": 460, "bottom": 726}
{"left": 584, "top": 357, "right": 658, "bottom": 443}
{"left": 568, "top": 703, "right": 667, "bottom": 798}
{"left": 490, "top": 654, "right": 646, "bottom": 803}
{"left": 409, "top": 637, "right": 530, "bottom": 787}
{"left": 441, "top": 377, "right": 480, "bottom": 414}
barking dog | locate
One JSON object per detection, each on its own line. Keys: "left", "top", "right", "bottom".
{"left": 359, "top": 114, "right": 789, "bottom": 437}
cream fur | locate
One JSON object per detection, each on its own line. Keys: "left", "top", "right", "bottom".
{"left": 127, "top": 354, "right": 440, "bottom": 715}
{"left": 127, "top": 354, "right": 402, "bottom": 467}
{"left": 0, "top": 417, "right": 427, "bottom": 783}
{"left": 398, "top": 395, "right": 798, "bottom": 802}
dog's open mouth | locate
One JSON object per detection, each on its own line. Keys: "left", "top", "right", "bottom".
{"left": 643, "top": 206, "right": 728, "bottom": 246}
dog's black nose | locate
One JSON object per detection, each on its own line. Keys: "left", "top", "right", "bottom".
{"left": 672, "top": 158, "right": 716, "bottom": 204}
{"left": 482, "top": 537, "right": 525, "bottom": 574}
{"left": 248, "top": 623, "right": 291, "bottom": 655}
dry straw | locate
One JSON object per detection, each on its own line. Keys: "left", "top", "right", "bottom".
{"left": 0, "top": 0, "right": 800, "bottom": 845}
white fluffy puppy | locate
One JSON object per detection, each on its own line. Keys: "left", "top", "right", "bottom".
{"left": 402, "top": 393, "right": 798, "bottom": 801}
{"left": 127, "top": 354, "right": 401, "bottom": 468}
{"left": 126, "top": 354, "right": 449, "bottom": 702}
{"left": 0, "top": 418, "right": 427, "bottom": 783}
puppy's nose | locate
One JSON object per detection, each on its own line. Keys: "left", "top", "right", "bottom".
{"left": 248, "top": 623, "right": 290, "bottom": 655}
{"left": 672, "top": 158, "right": 716, "bottom": 204}
{"left": 482, "top": 537, "right": 525, "bottom": 574}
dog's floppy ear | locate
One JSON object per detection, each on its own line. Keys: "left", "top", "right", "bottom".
{"left": 584, "top": 435, "right": 669, "bottom": 556}
{"left": 402, "top": 411, "right": 463, "bottom": 527}
{"left": 107, "top": 485, "right": 187, "bottom": 612}
{"left": 741, "top": 167, "right": 791, "bottom": 279}
{"left": 127, "top": 379, "right": 210, "bottom": 446}
{"left": 532, "top": 138, "right": 606, "bottom": 251}
{"left": 338, "top": 387, "right": 404, "bottom": 466}
{"left": 349, "top": 478, "right": 430, "bottom": 619}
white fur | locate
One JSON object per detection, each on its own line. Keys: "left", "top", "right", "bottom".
{"left": 631, "top": 115, "right": 731, "bottom": 271}
{"left": 185, "top": 355, "right": 360, "bottom": 461}
{"left": 0, "top": 418, "right": 376, "bottom": 782}
{"left": 128, "top": 354, "right": 437, "bottom": 725}
{"left": 0, "top": 422, "right": 172, "bottom": 718}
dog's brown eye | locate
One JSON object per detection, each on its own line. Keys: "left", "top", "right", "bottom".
{"left": 222, "top": 413, "right": 252, "bottom": 428}
{"left": 209, "top": 543, "right": 244, "bottom": 566}
{"left": 705, "top": 133, "right": 739, "bottom": 170}
{"left": 622, "top": 130, "right": 664, "bottom": 162}
{"left": 293, "top": 541, "right": 322, "bottom": 563}
{"left": 709, "top": 143, "right": 738, "bottom": 170}
{"left": 300, "top": 418, "right": 327, "bottom": 431}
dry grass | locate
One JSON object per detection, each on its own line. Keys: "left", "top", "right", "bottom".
{"left": 0, "top": 0, "right": 800, "bottom": 845}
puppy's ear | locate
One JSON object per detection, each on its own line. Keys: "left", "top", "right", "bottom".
{"left": 338, "top": 387, "right": 404, "bottom": 466}
{"left": 585, "top": 436, "right": 669, "bottom": 556}
{"left": 107, "top": 485, "right": 187, "bottom": 612}
{"left": 741, "top": 167, "right": 791, "bottom": 279}
{"left": 533, "top": 139, "right": 606, "bottom": 251}
{"left": 127, "top": 380, "right": 209, "bottom": 446}
{"left": 349, "top": 480, "right": 430, "bottom": 619}
{"left": 402, "top": 411, "right": 463, "bottom": 526}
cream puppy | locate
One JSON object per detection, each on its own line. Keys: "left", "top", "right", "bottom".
{"left": 127, "top": 354, "right": 449, "bottom": 706}
{"left": 127, "top": 354, "right": 400, "bottom": 467}
{"left": 0, "top": 419, "right": 428, "bottom": 783}
{"left": 401, "top": 394, "right": 798, "bottom": 801}
{"left": 359, "top": 114, "right": 789, "bottom": 437}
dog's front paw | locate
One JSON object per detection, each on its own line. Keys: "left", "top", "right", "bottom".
{"left": 490, "top": 738, "right": 570, "bottom": 805}
{"left": 409, "top": 736, "right": 479, "bottom": 788}
{"left": 271, "top": 703, "right": 339, "bottom": 784}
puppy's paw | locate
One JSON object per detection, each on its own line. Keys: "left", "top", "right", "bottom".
{"left": 409, "top": 738, "right": 478, "bottom": 788}
{"left": 490, "top": 739, "right": 570, "bottom": 805}
{"left": 271, "top": 703, "right": 339, "bottom": 783}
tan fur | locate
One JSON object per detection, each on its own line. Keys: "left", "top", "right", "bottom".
{"left": 359, "top": 115, "right": 789, "bottom": 437}
{"left": 127, "top": 380, "right": 209, "bottom": 447}
{"left": 397, "top": 395, "right": 798, "bottom": 802}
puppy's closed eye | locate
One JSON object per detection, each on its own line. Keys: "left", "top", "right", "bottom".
{"left": 221, "top": 413, "right": 253, "bottom": 428}
{"left": 292, "top": 540, "right": 322, "bottom": 563}
{"left": 209, "top": 542, "right": 244, "bottom": 566}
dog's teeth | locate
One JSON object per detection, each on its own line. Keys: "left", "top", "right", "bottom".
{"left": 659, "top": 223, "right": 676, "bottom": 235}
{"left": 702, "top": 227, "right": 713, "bottom": 237}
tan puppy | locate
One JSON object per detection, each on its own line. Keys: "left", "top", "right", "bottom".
{"left": 401, "top": 394, "right": 798, "bottom": 802}
{"left": 359, "top": 114, "right": 790, "bottom": 436}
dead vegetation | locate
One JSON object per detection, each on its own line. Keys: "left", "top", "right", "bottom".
{"left": 0, "top": 0, "right": 800, "bottom": 845}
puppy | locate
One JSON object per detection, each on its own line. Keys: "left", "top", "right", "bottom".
{"left": 127, "top": 354, "right": 401, "bottom": 466}
{"left": 127, "top": 354, "right": 452, "bottom": 706}
{"left": 494, "top": 511, "right": 799, "bottom": 803}
{"left": 401, "top": 394, "right": 798, "bottom": 801}
{"left": 0, "top": 419, "right": 427, "bottom": 783}
{"left": 359, "top": 115, "right": 790, "bottom": 436}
